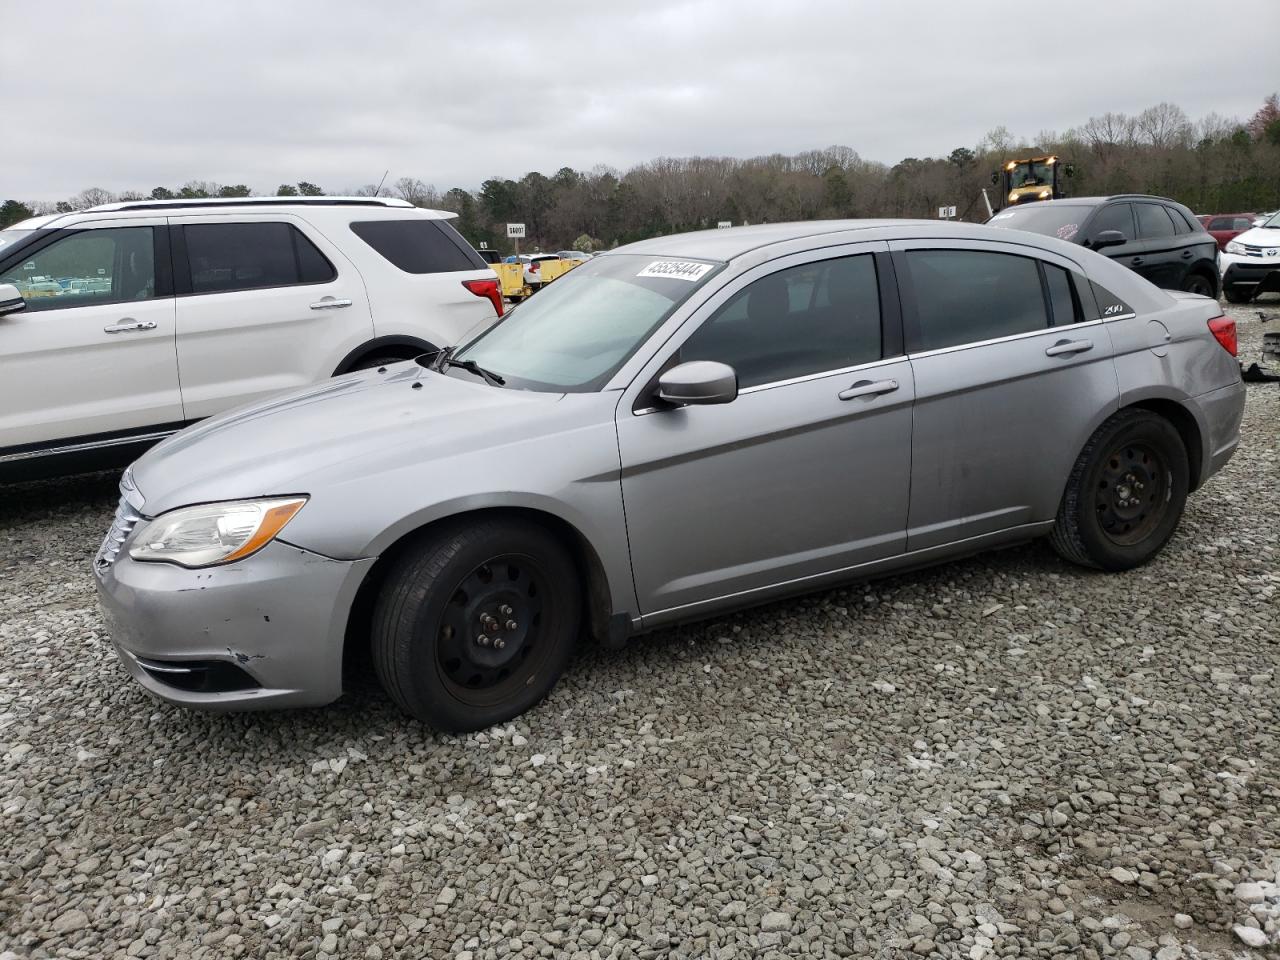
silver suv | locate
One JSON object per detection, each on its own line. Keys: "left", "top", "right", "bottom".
{"left": 95, "top": 220, "right": 1245, "bottom": 731}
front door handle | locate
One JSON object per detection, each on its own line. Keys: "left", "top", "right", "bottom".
{"left": 310, "top": 298, "right": 353, "bottom": 310}
{"left": 1130, "top": 257, "right": 1144, "bottom": 266}
{"left": 1045, "top": 339, "right": 1093, "bottom": 357}
{"left": 103, "top": 318, "right": 157, "bottom": 333}
{"left": 838, "top": 378, "right": 899, "bottom": 401}
{"left": 1180, "top": 250, "right": 1193, "bottom": 259}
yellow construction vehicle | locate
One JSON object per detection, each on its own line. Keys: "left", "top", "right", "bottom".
{"left": 991, "top": 155, "right": 1074, "bottom": 208}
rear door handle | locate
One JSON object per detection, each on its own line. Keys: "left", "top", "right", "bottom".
{"left": 1045, "top": 339, "right": 1093, "bottom": 357}
{"left": 838, "top": 378, "right": 899, "bottom": 401}
{"left": 103, "top": 318, "right": 157, "bottom": 333}
{"left": 310, "top": 298, "right": 353, "bottom": 310}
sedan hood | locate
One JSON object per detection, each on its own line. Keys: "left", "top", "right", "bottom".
{"left": 131, "top": 364, "right": 566, "bottom": 514}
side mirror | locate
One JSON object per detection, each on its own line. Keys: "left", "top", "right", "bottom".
{"left": 1063, "top": 163, "right": 1075, "bottom": 178}
{"left": 0, "top": 283, "right": 26, "bottom": 317}
{"left": 1090, "top": 230, "right": 1128, "bottom": 250}
{"left": 989, "top": 171, "right": 1000, "bottom": 185}
{"left": 657, "top": 360, "right": 737, "bottom": 406}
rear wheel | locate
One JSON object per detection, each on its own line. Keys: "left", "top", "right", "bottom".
{"left": 1223, "top": 288, "right": 1252, "bottom": 304}
{"left": 372, "top": 518, "right": 580, "bottom": 731}
{"left": 1180, "top": 272, "right": 1215, "bottom": 298}
{"left": 1049, "top": 409, "right": 1189, "bottom": 571}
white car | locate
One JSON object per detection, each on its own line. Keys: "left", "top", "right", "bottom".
{"left": 0, "top": 197, "right": 503, "bottom": 479}
{"left": 1220, "top": 210, "right": 1280, "bottom": 304}
{"left": 522, "top": 253, "right": 562, "bottom": 291}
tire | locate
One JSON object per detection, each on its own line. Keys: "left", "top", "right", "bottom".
{"left": 1049, "top": 409, "right": 1190, "bottom": 572}
{"left": 1224, "top": 288, "right": 1252, "bottom": 305}
{"left": 1180, "top": 272, "right": 1215, "bottom": 298}
{"left": 349, "top": 354, "right": 414, "bottom": 372}
{"left": 371, "top": 518, "right": 580, "bottom": 731}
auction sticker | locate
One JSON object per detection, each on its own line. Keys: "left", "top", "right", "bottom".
{"left": 637, "top": 260, "right": 713, "bottom": 282}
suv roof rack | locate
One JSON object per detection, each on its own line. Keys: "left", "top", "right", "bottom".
{"left": 1105, "top": 193, "right": 1176, "bottom": 203}
{"left": 87, "top": 196, "right": 417, "bottom": 213}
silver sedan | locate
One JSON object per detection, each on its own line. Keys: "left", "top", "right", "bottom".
{"left": 95, "top": 220, "right": 1246, "bottom": 730}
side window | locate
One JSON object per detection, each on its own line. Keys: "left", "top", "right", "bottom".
{"left": 1135, "top": 203, "right": 1176, "bottom": 240}
{"left": 1168, "top": 207, "right": 1191, "bottom": 234}
{"left": 1044, "top": 265, "right": 1082, "bottom": 325}
{"left": 1090, "top": 203, "right": 1134, "bottom": 239}
{"left": 679, "top": 255, "right": 882, "bottom": 389}
{"left": 183, "top": 222, "right": 335, "bottom": 294}
{"left": 1234, "top": 217, "right": 1254, "bottom": 231}
{"left": 1208, "top": 217, "right": 1233, "bottom": 231}
{"left": 1, "top": 227, "right": 155, "bottom": 312}
{"left": 350, "top": 219, "right": 487, "bottom": 273}
{"left": 905, "top": 249, "right": 1047, "bottom": 351}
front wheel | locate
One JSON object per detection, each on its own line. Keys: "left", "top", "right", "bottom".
{"left": 1223, "top": 288, "right": 1252, "bottom": 305}
{"left": 372, "top": 518, "right": 580, "bottom": 731}
{"left": 1049, "top": 409, "right": 1190, "bottom": 571}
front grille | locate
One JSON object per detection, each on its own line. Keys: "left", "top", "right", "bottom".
{"left": 1242, "top": 245, "right": 1280, "bottom": 259}
{"left": 95, "top": 481, "right": 144, "bottom": 573}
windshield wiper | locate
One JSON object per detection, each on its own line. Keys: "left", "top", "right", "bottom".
{"left": 437, "top": 353, "right": 506, "bottom": 386}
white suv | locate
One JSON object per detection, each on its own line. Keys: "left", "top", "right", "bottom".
{"left": 0, "top": 197, "right": 503, "bottom": 479}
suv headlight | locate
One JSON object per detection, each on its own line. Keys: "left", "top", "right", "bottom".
{"left": 129, "top": 497, "right": 308, "bottom": 568}
{"left": 1225, "top": 240, "right": 1245, "bottom": 255}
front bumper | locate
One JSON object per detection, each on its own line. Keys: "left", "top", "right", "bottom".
{"left": 95, "top": 539, "right": 374, "bottom": 710}
{"left": 1220, "top": 252, "right": 1280, "bottom": 296}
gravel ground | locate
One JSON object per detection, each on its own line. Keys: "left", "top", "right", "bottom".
{"left": 1, "top": 304, "right": 1277, "bottom": 960}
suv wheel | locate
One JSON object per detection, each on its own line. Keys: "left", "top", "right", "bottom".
{"left": 1180, "top": 272, "right": 1215, "bottom": 298}
{"left": 1049, "top": 409, "right": 1189, "bottom": 571}
{"left": 1224, "top": 288, "right": 1252, "bottom": 304}
{"left": 371, "top": 518, "right": 580, "bottom": 731}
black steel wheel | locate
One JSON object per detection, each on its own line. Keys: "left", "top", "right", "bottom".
{"left": 1050, "top": 409, "right": 1189, "bottom": 571}
{"left": 372, "top": 517, "right": 580, "bottom": 731}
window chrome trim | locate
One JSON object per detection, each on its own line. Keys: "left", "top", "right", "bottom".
{"left": 738, "top": 355, "right": 905, "bottom": 395}
{"left": 906, "top": 317, "right": 1110, "bottom": 361}
{"left": 0, "top": 429, "right": 178, "bottom": 465}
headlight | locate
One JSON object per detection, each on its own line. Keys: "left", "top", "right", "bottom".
{"left": 129, "top": 497, "right": 307, "bottom": 568}
{"left": 1225, "top": 240, "right": 1245, "bottom": 255}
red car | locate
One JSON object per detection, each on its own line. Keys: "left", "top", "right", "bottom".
{"left": 1198, "top": 213, "right": 1257, "bottom": 251}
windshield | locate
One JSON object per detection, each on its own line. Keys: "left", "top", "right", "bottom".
{"left": 988, "top": 204, "right": 1089, "bottom": 242}
{"left": 1263, "top": 211, "right": 1280, "bottom": 228}
{"left": 1008, "top": 160, "right": 1054, "bottom": 189}
{"left": 454, "top": 253, "right": 721, "bottom": 391}
{"left": 0, "top": 229, "right": 35, "bottom": 254}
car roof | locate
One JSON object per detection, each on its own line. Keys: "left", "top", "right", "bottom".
{"left": 6, "top": 196, "right": 453, "bottom": 233}
{"left": 608, "top": 218, "right": 1108, "bottom": 262}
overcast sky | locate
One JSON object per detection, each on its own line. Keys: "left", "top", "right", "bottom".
{"left": 6, "top": 0, "right": 1278, "bottom": 202}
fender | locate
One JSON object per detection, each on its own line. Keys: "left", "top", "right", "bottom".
{"left": 331, "top": 335, "right": 438, "bottom": 375}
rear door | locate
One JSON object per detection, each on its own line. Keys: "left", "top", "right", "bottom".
{"left": 0, "top": 219, "right": 182, "bottom": 451}
{"left": 1131, "top": 202, "right": 1184, "bottom": 289}
{"left": 891, "top": 239, "right": 1119, "bottom": 550}
{"left": 171, "top": 214, "right": 373, "bottom": 419}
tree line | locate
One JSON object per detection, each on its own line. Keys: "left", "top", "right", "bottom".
{"left": 4, "top": 95, "right": 1279, "bottom": 252}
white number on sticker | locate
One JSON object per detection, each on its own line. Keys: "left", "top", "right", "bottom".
{"left": 636, "top": 260, "right": 712, "bottom": 282}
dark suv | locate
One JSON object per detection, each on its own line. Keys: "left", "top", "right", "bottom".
{"left": 989, "top": 195, "right": 1220, "bottom": 298}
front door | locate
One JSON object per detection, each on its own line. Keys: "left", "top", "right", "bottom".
{"left": 617, "top": 245, "right": 914, "bottom": 619}
{"left": 0, "top": 219, "right": 182, "bottom": 451}
{"left": 891, "top": 240, "right": 1120, "bottom": 550}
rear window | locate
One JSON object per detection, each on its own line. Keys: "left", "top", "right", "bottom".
{"left": 351, "top": 219, "right": 486, "bottom": 273}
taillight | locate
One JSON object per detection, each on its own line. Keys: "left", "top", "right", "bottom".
{"left": 528, "top": 260, "right": 540, "bottom": 273}
{"left": 1208, "top": 316, "right": 1236, "bottom": 356}
{"left": 462, "top": 278, "right": 504, "bottom": 318}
